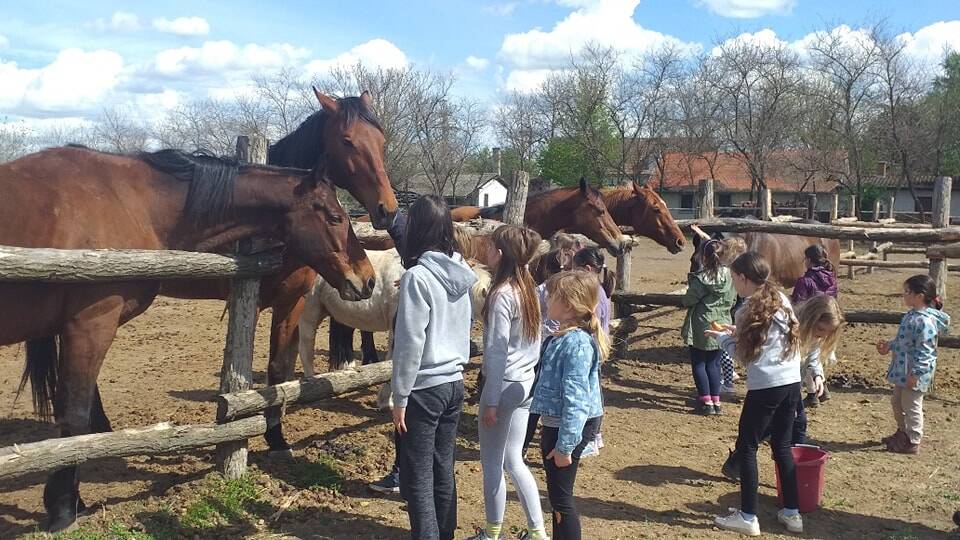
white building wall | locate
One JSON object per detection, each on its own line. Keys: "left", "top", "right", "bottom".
{"left": 478, "top": 181, "right": 508, "bottom": 207}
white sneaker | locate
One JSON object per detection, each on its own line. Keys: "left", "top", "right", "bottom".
{"left": 777, "top": 509, "right": 803, "bottom": 533}
{"left": 714, "top": 509, "right": 760, "bottom": 536}
{"left": 595, "top": 432, "right": 605, "bottom": 449}
{"left": 580, "top": 439, "right": 600, "bottom": 458}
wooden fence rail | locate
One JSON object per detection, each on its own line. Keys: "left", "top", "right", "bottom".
{"left": 674, "top": 218, "right": 960, "bottom": 243}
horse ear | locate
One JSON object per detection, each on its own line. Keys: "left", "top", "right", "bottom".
{"left": 360, "top": 90, "right": 372, "bottom": 108}
{"left": 313, "top": 87, "right": 338, "bottom": 112}
{"left": 632, "top": 181, "right": 644, "bottom": 195}
{"left": 579, "top": 177, "right": 588, "bottom": 195}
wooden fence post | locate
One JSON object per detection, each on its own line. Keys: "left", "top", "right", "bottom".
{"left": 502, "top": 171, "right": 530, "bottom": 226}
{"left": 216, "top": 135, "right": 267, "bottom": 479}
{"left": 930, "top": 176, "right": 952, "bottom": 305}
{"left": 760, "top": 188, "right": 772, "bottom": 220}
{"left": 698, "top": 178, "right": 714, "bottom": 219}
{"left": 830, "top": 192, "right": 839, "bottom": 221}
{"left": 847, "top": 195, "right": 856, "bottom": 255}
{"left": 888, "top": 195, "right": 896, "bottom": 220}
{"left": 869, "top": 199, "right": 881, "bottom": 274}
{"left": 807, "top": 194, "right": 817, "bottom": 222}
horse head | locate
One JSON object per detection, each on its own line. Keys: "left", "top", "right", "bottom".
{"left": 567, "top": 178, "right": 628, "bottom": 257}
{"left": 627, "top": 181, "right": 685, "bottom": 254}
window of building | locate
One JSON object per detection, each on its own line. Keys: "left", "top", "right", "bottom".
{"left": 718, "top": 193, "right": 732, "bottom": 208}
{"left": 915, "top": 197, "right": 933, "bottom": 213}
{"left": 680, "top": 193, "right": 694, "bottom": 209}
{"left": 483, "top": 193, "right": 490, "bottom": 207}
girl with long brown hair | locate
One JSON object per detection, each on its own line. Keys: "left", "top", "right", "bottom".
{"left": 470, "top": 225, "right": 547, "bottom": 540}
{"left": 705, "top": 251, "right": 803, "bottom": 536}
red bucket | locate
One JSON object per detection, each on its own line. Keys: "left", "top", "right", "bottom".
{"left": 775, "top": 444, "right": 829, "bottom": 513}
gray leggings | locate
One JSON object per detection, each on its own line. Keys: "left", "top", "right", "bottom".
{"left": 478, "top": 379, "right": 545, "bottom": 528}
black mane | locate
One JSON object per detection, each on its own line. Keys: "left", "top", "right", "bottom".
{"left": 267, "top": 96, "right": 384, "bottom": 169}
{"left": 138, "top": 149, "right": 239, "bottom": 226}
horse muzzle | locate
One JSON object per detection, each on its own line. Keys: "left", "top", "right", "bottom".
{"left": 339, "top": 274, "right": 375, "bottom": 301}
{"left": 370, "top": 204, "right": 398, "bottom": 230}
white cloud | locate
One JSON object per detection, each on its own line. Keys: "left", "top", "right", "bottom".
{"left": 483, "top": 3, "right": 517, "bottom": 16}
{"left": 89, "top": 11, "right": 140, "bottom": 32}
{"left": 465, "top": 56, "right": 490, "bottom": 70}
{"left": 499, "top": 0, "right": 698, "bottom": 92}
{"left": 304, "top": 38, "right": 409, "bottom": 74}
{"left": 152, "top": 41, "right": 309, "bottom": 76}
{"left": 697, "top": 0, "right": 795, "bottom": 18}
{"left": 897, "top": 21, "right": 960, "bottom": 65}
{"left": 152, "top": 16, "right": 210, "bottom": 36}
{"left": 0, "top": 49, "right": 124, "bottom": 113}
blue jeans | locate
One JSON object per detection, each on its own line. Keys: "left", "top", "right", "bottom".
{"left": 689, "top": 347, "right": 721, "bottom": 399}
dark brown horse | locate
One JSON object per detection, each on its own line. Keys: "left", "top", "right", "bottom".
{"left": 601, "top": 182, "right": 685, "bottom": 254}
{"left": 1, "top": 145, "right": 374, "bottom": 532}
{"left": 159, "top": 91, "right": 396, "bottom": 457}
{"left": 450, "top": 178, "right": 627, "bottom": 256}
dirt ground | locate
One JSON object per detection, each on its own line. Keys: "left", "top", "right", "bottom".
{"left": 1, "top": 237, "right": 959, "bottom": 539}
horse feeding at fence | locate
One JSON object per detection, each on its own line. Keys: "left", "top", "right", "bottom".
{"left": 159, "top": 91, "right": 397, "bottom": 459}
{"left": 0, "top": 144, "right": 375, "bottom": 533}
{"left": 601, "top": 182, "right": 686, "bottom": 254}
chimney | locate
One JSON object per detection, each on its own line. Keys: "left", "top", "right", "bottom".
{"left": 493, "top": 147, "right": 502, "bottom": 177}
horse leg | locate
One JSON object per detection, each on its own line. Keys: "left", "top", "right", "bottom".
{"left": 264, "top": 297, "right": 304, "bottom": 457}
{"left": 360, "top": 331, "right": 380, "bottom": 365}
{"left": 328, "top": 319, "right": 356, "bottom": 371}
{"left": 44, "top": 297, "right": 124, "bottom": 532}
{"left": 89, "top": 385, "right": 112, "bottom": 433}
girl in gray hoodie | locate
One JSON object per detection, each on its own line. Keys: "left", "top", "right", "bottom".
{"left": 705, "top": 252, "right": 804, "bottom": 537}
{"left": 391, "top": 195, "right": 477, "bottom": 540}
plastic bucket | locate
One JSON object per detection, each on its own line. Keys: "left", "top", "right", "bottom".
{"left": 775, "top": 444, "right": 829, "bottom": 513}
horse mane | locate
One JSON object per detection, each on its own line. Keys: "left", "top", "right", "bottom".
{"left": 267, "top": 96, "right": 384, "bottom": 169}
{"left": 600, "top": 186, "right": 634, "bottom": 208}
{"left": 138, "top": 149, "right": 240, "bottom": 227}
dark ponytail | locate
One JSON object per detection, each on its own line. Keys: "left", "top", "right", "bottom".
{"left": 904, "top": 274, "right": 943, "bottom": 310}
{"left": 804, "top": 244, "right": 834, "bottom": 273}
{"left": 699, "top": 239, "right": 724, "bottom": 280}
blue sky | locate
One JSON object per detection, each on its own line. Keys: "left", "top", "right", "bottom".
{"left": 1, "top": 0, "right": 959, "bottom": 124}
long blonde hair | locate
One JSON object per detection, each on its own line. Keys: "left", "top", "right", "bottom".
{"left": 482, "top": 225, "right": 542, "bottom": 342}
{"left": 730, "top": 252, "right": 800, "bottom": 366}
{"left": 796, "top": 294, "right": 844, "bottom": 363}
{"left": 545, "top": 270, "right": 611, "bottom": 359}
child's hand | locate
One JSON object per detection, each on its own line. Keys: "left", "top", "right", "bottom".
{"left": 704, "top": 329, "right": 729, "bottom": 339}
{"left": 393, "top": 406, "right": 407, "bottom": 434}
{"left": 876, "top": 340, "right": 891, "bottom": 355}
{"left": 907, "top": 375, "right": 918, "bottom": 388}
{"left": 546, "top": 448, "right": 573, "bottom": 468}
{"left": 812, "top": 376, "right": 825, "bottom": 397}
{"left": 481, "top": 406, "right": 498, "bottom": 428}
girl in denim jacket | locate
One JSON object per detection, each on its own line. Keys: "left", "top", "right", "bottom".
{"left": 530, "top": 270, "right": 607, "bottom": 540}
{"left": 877, "top": 274, "right": 950, "bottom": 454}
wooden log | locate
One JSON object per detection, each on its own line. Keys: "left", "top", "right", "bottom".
{"left": 878, "top": 218, "right": 898, "bottom": 224}
{"left": 698, "top": 179, "right": 714, "bottom": 219}
{"left": 830, "top": 220, "right": 932, "bottom": 229}
{"left": 218, "top": 360, "right": 394, "bottom": 421}
{"left": 929, "top": 177, "right": 952, "bottom": 304}
{"left": 502, "top": 171, "right": 530, "bottom": 226}
{"left": 927, "top": 242, "right": 960, "bottom": 259}
{"left": 0, "top": 416, "right": 266, "bottom": 481}
{"left": 871, "top": 242, "right": 894, "bottom": 254}
{"left": 806, "top": 194, "right": 817, "bottom": 221}
{"left": 830, "top": 193, "right": 839, "bottom": 221}
{"left": 674, "top": 218, "right": 960, "bottom": 243}
{"left": 771, "top": 215, "right": 803, "bottom": 223}
{"left": 839, "top": 259, "right": 960, "bottom": 270}
{"left": 840, "top": 250, "right": 856, "bottom": 258}
{"left": 0, "top": 247, "right": 282, "bottom": 282}
{"left": 873, "top": 200, "right": 881, "bottom": 223}
{"left": 888, "top": 195, "right": 896, "bottom": 220}
{"left": 848, "top": 194, "right": 857, "bottom": 218}
{"left": 614, "top": 245, "right": 633, "bottom": 318}
{"left": 888, "top": 246, "right": 928, "bottom": 255}
{"left": 760, "top": 188, "right": 772, "bottom": 221}
{"left": 611, "top": 291, "right": 686, "bottom": 308}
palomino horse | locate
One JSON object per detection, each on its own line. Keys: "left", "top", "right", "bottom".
{"left": 1, "top": 146, "right": 375, "bottom": 532}
{"left": 601, "top": 182, "right": 686, "bottom": 254}
{"left": 298, "top": 249, "right": 492, "bottom": 374}
{"left": 158, "top": 90, "right": 396, "bottom": 457}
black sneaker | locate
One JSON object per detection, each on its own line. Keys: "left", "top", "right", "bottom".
{"left": 713, "top": 403, "right": 722, "bottom": 415}
{"left": 696, "top": 402, "right": 716, "bottom": 415}
{"left": 803, "top": 393, "right": 820, "bottom": 408}
{"left": 721, "top": 448, "right": 740, "bottom": 482}
{"left": 369, "top": 471, "right": 400, "bottom": 494}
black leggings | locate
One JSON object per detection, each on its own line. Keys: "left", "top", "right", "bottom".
{"left": 541, "top": 416, "right": 601, "bottom": 540}
{"left": 737, "top": 383, "right": 801, "bottom": 515}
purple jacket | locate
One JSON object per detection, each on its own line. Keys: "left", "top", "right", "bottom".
{"left": 791, "top": 266, "right": 838, "bottom": 305}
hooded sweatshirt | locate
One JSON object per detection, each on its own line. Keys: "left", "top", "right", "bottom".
{"left": 717, "top": 291, "right": 801, "bottom": 391}
{"left": 480, "top": 284, "right": 541, "bottom": 407}
{"left": 392, "top": 251, "right": 478, "bottom": 408}
{"left": 791, "top": 266, "right": 838, "bottom": 305}
{"left": 886, "top": 306, "right": 951, "bottom": 393}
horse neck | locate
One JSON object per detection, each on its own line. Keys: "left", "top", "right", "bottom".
{"left": 523, "top": 190, "right": 576, "bottom": 237}
{"left": 178, "top": 169, "right": 306, "bottom": 252}
{"left": 601, "top": 189, "right": 634, "bottom": 226}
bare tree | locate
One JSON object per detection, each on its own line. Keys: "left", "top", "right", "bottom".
{"left": 674, "top": 56, "right": 724, "bottom": 189}
{"left": 0, "top": 119, "right": 31, "bottom": 163}
{"left": 252, "top": 66, "right": 315, "bottom": 137}
{"left": 413, "top": 93, "right": 486, "bottom": 200}
{"left": 492, "top": 91, "right": 544, "bottom": 174}
{"left": 710, "top": 38, "right": 803, "bottom": 197}
{"left": 155, "top": 99, "right": 248, "bottom": 155}
{"left": 93, "top": 105, "right": 151, "bottom": 153}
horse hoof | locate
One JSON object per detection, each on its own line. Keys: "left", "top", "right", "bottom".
{"left": 268, "top": 448, "right": 295, "bottom": 459}
{"left": 45, "top": 514, "right": 78, "bottom": 533}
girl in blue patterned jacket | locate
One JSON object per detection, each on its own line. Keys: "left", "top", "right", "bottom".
{"left": 877, "top": 274, "right": 950, "bottom": 454}
{"left": 530, "top": 270, "right": 607, "bottom": 540}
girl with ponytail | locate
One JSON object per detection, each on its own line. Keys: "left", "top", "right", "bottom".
{"left": 470, "top": 225, "right": 547, "bottom": 540}
{"left": 704, "top": 251, "right": 804, "bottom": 537}
{"left": 877, "top": 274, "right": 950, "bottom": 454}
{"left": 529, "top": 270, "right": 606, "bottom": 540}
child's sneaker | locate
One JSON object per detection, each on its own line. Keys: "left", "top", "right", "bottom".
{"left": 696, "top": 402, "right": 716, "bottom": 416}
{"left": 721, "top": 448, "right": 740, "bottom": 482}
{"left": 777, "top": 509, "right": 804, "bottom": 533}
{"left": 714, "top": 509, "right": 760, "bottom": 536}
{"left": 712, "top": 402, "right": 722, "bottom": 415}
{"left": 720, "top": 383, "right": 736, "bottom": 396}
{"left": 465, "top": 528, "right": 501, "bottom": 540}
{"left": 595, "top": 432, "right": 604, "bottom": 449}
{"left": 368, "top": 471, "right": 400, "bottom": 494}
{"left": 580, "top": 438, "right": 600, "bottom": 458}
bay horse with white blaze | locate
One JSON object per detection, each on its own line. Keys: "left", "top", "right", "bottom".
{"left": 1, "top": 145, "right": 374, "bottom": 532}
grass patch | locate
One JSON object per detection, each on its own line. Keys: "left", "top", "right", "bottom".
{"left": 27, "top": 519, "right": 154, "bottom": 540}
{"left": 942, "top": 490, "right": 960, "bottom": 502}
{"left": 293, "top": 454, "right": 343, "bottom": 492}
{"left": 179, "top": 474, "right": 262, "bottom": 530}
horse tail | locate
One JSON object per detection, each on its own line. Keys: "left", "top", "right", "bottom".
{"left": 18, "top": 336, "right": 59, "bottom": 421}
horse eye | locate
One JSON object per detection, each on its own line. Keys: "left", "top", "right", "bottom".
{"left": 328, "top": 214, "right": 344, "bottom": 225}
{"left": 342, "top": 139, "right": 355, "bottom": 149}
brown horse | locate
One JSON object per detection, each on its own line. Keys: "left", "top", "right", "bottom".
{"left": 159, "top": 91, "right": 396, "bottom": 456}
{"left": 1, "top": 145, "right": 374, "bottom": 532}
{"left": 601, "top": 182, "right": 685, "bottom": 254}
{"left": 450, "top": 178, "right": 627, "bottom": 255}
